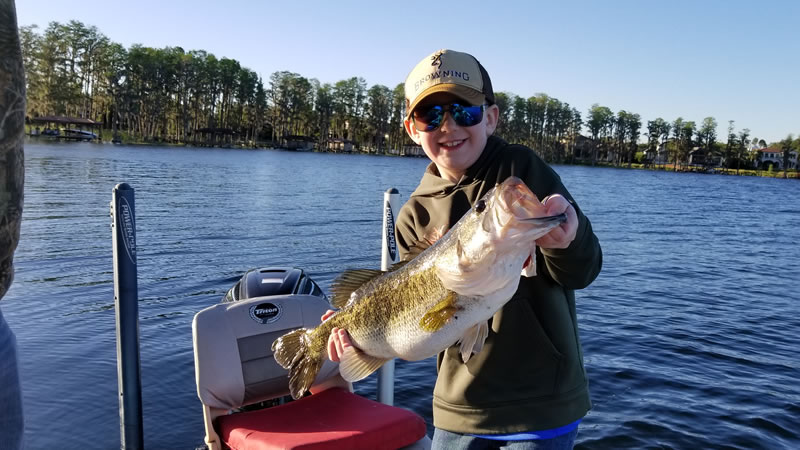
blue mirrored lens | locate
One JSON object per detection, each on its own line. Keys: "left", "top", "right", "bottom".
{"left": 452, "top": 104, "right": 483, "bottom": 126}
{"left": 421, "top": 106, "right": 443, "bottom": 131}
{"left": 414, "top": 103, "right": 484, "bottom": 131}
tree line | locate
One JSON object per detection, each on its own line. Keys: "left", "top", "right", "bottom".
{"left": 20, "top": 20, "right": 799, "bottom": 170}
{"left": 20, "top": 20, "right": 408, "bottom": 151}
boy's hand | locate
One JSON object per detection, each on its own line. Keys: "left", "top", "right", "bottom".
{"left": 321, "top": 310, "right": 354, "bottom": 362}
{"left": 536, "top": 194, "right": 578, "bottom": 249}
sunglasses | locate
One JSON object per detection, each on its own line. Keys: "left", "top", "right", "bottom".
{"left": 411, "top": 103, "right": 486, "bottom": 132}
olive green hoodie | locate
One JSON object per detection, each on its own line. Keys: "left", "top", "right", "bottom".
{"left": 395, "top": 135, "right": 602, "bottom": 434}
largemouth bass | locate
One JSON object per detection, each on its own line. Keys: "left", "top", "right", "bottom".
{"left": 272, "top": 176, "right": 566, "bottom": 399}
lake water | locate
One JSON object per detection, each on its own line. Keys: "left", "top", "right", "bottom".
{"left": 3, "top": 140, "right": 799, "bottom": 449}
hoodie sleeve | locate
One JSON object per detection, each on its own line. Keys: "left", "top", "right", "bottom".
{"left": 522, "top": 150, "right": 603, "bottom": 290}
{"left": 539, "top": 205, "right": 602, "bottom": 289}
{"left": 395, "top": 201, "right": 421, "bottom": 262}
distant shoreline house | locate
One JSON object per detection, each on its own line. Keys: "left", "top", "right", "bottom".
{"left": 327, "top": 138, "right": 354, "bottom": 153}
{"left": 194, "top": 127, "right": 236, "bottom": 147}
{"left": 570, "top": 135, "right": 595, "bottom": 162}
{"left": 644, "top": 141, "right": 670, "bottom": 165}
{"left": 688, "top": 147, "right": 721, "bottom": 167}
{"left": 283, "top": 135, "right": 315, "bottom": 151}
{"left": 757, "top": 147, "right": 797, "bottom": 170}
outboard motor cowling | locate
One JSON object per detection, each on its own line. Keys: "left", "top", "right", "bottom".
{"left": 223, "top": 267, "right": 328, "bottom": 303}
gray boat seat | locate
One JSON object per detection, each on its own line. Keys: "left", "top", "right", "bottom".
{"left": 192, "top": 293, "right": 429, "bottom": 450}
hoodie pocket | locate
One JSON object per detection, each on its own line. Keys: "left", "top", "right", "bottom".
{"left": 434, "top": 293, "right": 569, "bottom": 408}
{"left": 469, "top": 294, "right": 566, "bottom": 403}
{"left": 513, "top": 294, "right": 565, "bottom": 363}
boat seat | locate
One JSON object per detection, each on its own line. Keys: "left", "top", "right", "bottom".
{"left": 192, "top": 293, "right": 428, "bottom": 450}
{"left": 217, "top": 387, "right": 426, "bottom": 450}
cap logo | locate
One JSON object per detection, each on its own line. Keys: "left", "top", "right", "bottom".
{"left": 431, "top": 51, "right": 443, "bottom": 69}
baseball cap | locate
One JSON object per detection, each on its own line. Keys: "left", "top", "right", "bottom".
{"left": 404, "top": 49, "right": 495, "bottom": 120}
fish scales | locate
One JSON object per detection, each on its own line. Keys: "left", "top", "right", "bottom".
{"left": 345, "top": 264, "right": 448, "bottom": 359}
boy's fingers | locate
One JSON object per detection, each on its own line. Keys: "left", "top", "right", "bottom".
{"left": 327, "top": 327, "right": 340, "bottom": 362}
{"left": 542, "top": 194, "right": 569, "bottom": 215}
{"left": 335, "top": 329, "right": 349, "bottom": 356}
{"left": 321, "top": 309, "right": 336, "bottom": 322}
{"left": 338, "top": 328, "right": 352, "bottom": 348}
{"left": 325, "top": 327, "right": 355, "bottom": 362}
{"left": 536, "top": 197, "right": 578, "bottom": 249}
{"left": 564, "top": 205, "right": 578, "bottom": 237}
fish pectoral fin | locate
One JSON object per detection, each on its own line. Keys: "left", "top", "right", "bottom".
{"left": 455, "top": 240, "right": 472, "bottom": 272}
{"left": 521, "top": 244, "right": 537, "bottom": 277}
{"left": 330, "top": 269, "right": 384, "bottom": 309}
{"left": 419, "top": 291, "right": 460, "bottom": 332}
{"left": 338, "top": 346, "right": 390, "bottom": 382}
{"left": 459, "top": 321, "right": 489, "bottom": 363}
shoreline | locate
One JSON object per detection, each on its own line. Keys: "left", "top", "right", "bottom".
{"left": 24, "top": 135, "right": 798, "bottom": 180}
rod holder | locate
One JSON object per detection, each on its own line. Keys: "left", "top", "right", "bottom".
{"left": 111, "top": 183, "right": 144, "bottom": 450}
{"left": 378, "top": 188, "right": 400, "bottom": 406}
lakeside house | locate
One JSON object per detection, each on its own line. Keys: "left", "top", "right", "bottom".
{"left": 194, "top": 127, "right": 236, "bottom": 147}
{"left": 327, "top": 138, "right": 354, "bottom": 153}
{"left": 283, "top": 135, "right": 315, "bottom": 151}
{"left": 646, "top": 142, "right": 724, "bottom": 168}
{"left": 657, "top": 143, "right": 670, "bottom": 164}
{"left": 757, "top": 147, "right": 797, "bottom": 170}
{"left": 569, "top": 135, "right": 596, "bottom": 162}
{"left": 401, "top": 145, "right": 425, "bottom": 157}
{"left": 688, "top": 147, "right": 721, "bottom": 167}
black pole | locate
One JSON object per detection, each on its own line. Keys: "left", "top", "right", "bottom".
{"left": 111, "top": 183, "right": 144, "bottom": 450}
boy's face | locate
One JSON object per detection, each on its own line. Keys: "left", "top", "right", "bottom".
{"left": 404, "top": 92, "right": 499, "bottom": 182}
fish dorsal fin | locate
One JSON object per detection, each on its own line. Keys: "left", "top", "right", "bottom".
{"left": 387, "top": 259, "right": 411, "bottom": 273}
{"left": 419, "top": 291, "right": 460, "bottom": 332}
{"left": 459, "top": 321, "right": 489, "bottom": 363}
{"left": 338, "top": 346, "right": 390, "bottom": 382}
{"left": 406, "top": 238, "right": 432, "bottom": 258}
{"left": 329, "top": 269, "right": 384, "bottom": 309}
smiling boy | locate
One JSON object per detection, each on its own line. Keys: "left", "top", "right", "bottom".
{"left": 328, "top": 49, "right": 602, "bottom": 449}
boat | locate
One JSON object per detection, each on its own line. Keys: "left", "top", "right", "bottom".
{"left": 192, "top": 266, "right": 431, "bottom": 450}
{"left": 29, "top": 115, "right": 102, "bottom": 141}
{"left": 63, "top": 128, "right": 98, "bottom": 141}
{"left": 31, "top": 127, "right": 98, "bottom": 141}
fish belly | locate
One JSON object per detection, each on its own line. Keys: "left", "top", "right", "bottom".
{"left": 382, "top": 298, "right": 498, "bottom": 361}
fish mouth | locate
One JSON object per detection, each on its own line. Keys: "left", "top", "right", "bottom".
{"left": 495, "top": 177, "right": 548, "bottom": 222}
{"left": 486, "top": 177, "right": 566, "bottom": 240}
{"left": 519, "top": 213, "right": 567, "bottom": 225}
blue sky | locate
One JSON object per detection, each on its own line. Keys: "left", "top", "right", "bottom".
{"left": 16, "top": 0, "right": 799, "bottom": 144}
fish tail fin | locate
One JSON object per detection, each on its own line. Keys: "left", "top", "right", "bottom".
{"left": 271, "top": 328, "right": 323, "bottom": 400}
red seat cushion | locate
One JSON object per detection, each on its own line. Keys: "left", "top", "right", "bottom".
{"left": 217, "top": 387, "right": 427, "bottom": 450}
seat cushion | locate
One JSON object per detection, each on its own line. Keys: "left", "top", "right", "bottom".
{"left": 217, "top": 387, "right": 427, "bottom": 450}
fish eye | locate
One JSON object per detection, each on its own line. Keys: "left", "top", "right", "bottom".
{"left": 475, "top": 200, "right": 486, "bottom": 213}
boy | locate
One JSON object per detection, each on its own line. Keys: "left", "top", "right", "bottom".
{"left": 327, "top": 49, "right": 602, "bottom": 449}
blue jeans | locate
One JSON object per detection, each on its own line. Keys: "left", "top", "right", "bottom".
{"left": 0, "top": 307, "right": 25, "bottom": 449}
{"left": 432, "top": 427, "right": 578, "bottom": 450}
